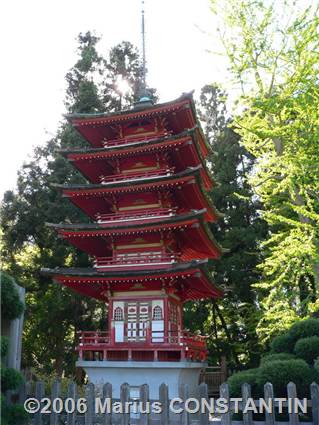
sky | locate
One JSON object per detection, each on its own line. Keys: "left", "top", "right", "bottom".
{"left": 0, "top": 0, "right": 229, "bottom": 198}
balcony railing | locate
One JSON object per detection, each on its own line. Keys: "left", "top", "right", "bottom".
{"left": 100, "top": 167, "right": 175, "bottom": 185}
{"left": 94, "top": 252, "right": 180, "bottom": 269}
{"left": 95, "top": 207, "right": 177, "bottom": 224}
{"left": 102, "top": 131, "right": 172, "bottom": 148}
{"left": 77, "top": 329, "right": 207, "bottom": 362}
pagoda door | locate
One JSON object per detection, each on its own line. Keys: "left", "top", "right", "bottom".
{"left": 151, "top": 301, "right": 164, "bottom": 343}
{"left": 113, "top": 302, "right": 125, "bottom": 343}
{"left": 126, "top": 301, "right": 150, "bottom": 342}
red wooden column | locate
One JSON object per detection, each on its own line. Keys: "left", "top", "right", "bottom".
{"left": 163, "top": 296, "right": 169, "bottom": 343}
{"left": 108, "top": 299, "right": 113, "bottom": 344}
{"left": 177, "top": 300, "right": 183, "bottom": 332}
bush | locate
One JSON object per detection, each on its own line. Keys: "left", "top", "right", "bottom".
{"left": 260, "top": 353, "right": 296, "bottom": 365}
{"left": 289, "top": 318, "right": 319, "bottom": 341}
{"left": 227, "top": 368, "right": 260, "bottom": 397}
{"left": 270, "top": 333, "right": 295, "bottom": 353}
{"left": 257, "top": 359, "right": 316, "bottom": 397}
{"left": 1, "top": 367, "right": 24, "bottom": 392}
{"left": 1, "top": 273, "right": 24, "bottom": 321}
{"left": 1, "top": 336, "right": 9, "bottom": 358}
{"left": 315, "top": 357, "right": 319, "bottom": 373}
{"left": 1, "top": 402, "right": 28, "bottom": 425}
{"left": 294, "top": 336, "right": 319, "bottom": 365}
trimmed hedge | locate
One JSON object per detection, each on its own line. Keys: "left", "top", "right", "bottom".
{"left": 260, "top": 352, "right": 295, "bottom": 365}
{"left": 257, "top": 359, "right": 316, "bottom": 397}
{"left": 227, "top": 368, "right": 260, "bottom": 397}
{"left": 294, "top": 336, "right": 319, "bottom": 365}
{"left": 1, "top": 367, "right": 24, "bottom": 392}
{"left": 1, "top": 396, "right": 28, "bottom": 425}
{"left": 270, "top": 333, "right": 294, "bottom": 353}
{"left": 289, "top": 318, "right": 319, "bottom": 341}
{"left": 0, "top": 336, "right": 9, "bottom": 358}
{"left": 1, "top": 273, "right": 24, "bottom": 321}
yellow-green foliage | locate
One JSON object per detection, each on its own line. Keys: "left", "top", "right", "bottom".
{"left": 211, "top": 0, "right": 319, "bottom": 341}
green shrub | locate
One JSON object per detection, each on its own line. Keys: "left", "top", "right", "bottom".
{"left": 294, "top": 336, "right": 319, "bottom": 365}
{"left": 270, "top": 333, "right": 294, "bottom": 353}
{"left": 315, "top": 357, "right": 319, "bottom": 373}
{"left": 227, "top": 368, "right": 260, "bottom": 397}
{"left": 260, "top": 353, "right": 295, "bottom": 365}
{"left": 257, "top": 359, "right": 316, "bottom": 397}
{"left": 1, "top": 336, "right": 9, "bottom": 358}
{"left": 1, "top": 367, "right": 24, "bottom": 392}
{"left": 289, "top": 318, "right": 319, "bottom": 341}
{"left": 3, "top": 404, "right": 29, "bottom": 425}
{"left": 1, "top": 273, "right": 24, "bottom": 321}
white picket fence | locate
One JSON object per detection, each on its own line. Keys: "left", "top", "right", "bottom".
{"left": 16, "top": 380, "right": 319, "bottom": 425}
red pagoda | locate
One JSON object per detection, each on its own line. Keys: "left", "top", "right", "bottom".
{"left": 43, "top": 93, "right": 223, "bottom": 397}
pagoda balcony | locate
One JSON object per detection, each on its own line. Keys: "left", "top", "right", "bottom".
{"left": 93, "top": 252, "right": 180, "bottom": 271}
{"left": 100, "top": 167, "right": 175, "bottom": 185}
{"left": 95, "top": 207, "right": 177, "bottom": 224}
{"left": 102, "top": 130, "right": 172, "bottom": 149}
{"left": 77, "top": 329, "right": 208, "bottom": 362}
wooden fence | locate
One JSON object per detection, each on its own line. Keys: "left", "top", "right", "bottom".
{"left": 15, "top": 380, "right": 319, "bottom": 425}
{"left": 200, "top": 357, "right": 228, "bottom": 396}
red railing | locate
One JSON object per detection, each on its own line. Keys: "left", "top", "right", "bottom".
{"left": 102, "top": 131, "right": 172, "bottom": 148}
{"left": 77, "top": 329, "right": 207, "bottom": 350}
{"left": 78, "top": 331, "right": 110, "bottom": 345}
{"left": 100, "top": 167, "right": 175, "bottom": 184}
{"left": 77, "top": 329, "right": 207, "bottom": 362}
{"left": 94, "top": 252, "right": 180, "bottom": 269}
{"left": 96, "top": 207, "right": 177, "bottom": 223}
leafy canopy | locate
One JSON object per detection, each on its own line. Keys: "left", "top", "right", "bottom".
{"left": 211, "top": 0, "right": 319, "bottom": 340}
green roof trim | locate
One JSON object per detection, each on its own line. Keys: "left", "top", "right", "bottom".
{"left": 58, "top": 128, "right": 198, "bottom": 156}
{"left": 46, "top": 209, "right": 206, "bottom": 231}
{"left": 65, "top": 92, "right": 194, "bottom": 120}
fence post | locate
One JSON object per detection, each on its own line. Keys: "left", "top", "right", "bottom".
{"left": 264, "top": 382, "right": 275, "bottom": 425}
{"left": 287, "top": 382, "right": 299, "bottom": 425}
{"left": 179, "top": 384, "right": 190, "bottom": 425}
{"left": 102, "top": 383, "right": 112, "bottom": 425}
{"left": 18, "top": 381, "right": 30, "bottom": 405}
{"left": 140, "top": 384, "right": 150, "bottom": 425}
{"left": 34, "top": 381, "right": 45, "bottom": 425}
{"left": 67, "top": 382, "right": 76, "bottom": 425}
{"left": 199, "top": 382, "right": 209, "bottom": 425}
{"left": 221, "top": 356, "right": 227, "bottom": 381}
{"left": 242, "top": 383, "right": 252, "bottom": 425}
{"left": 220, "top": 382, "right": 231, "bottom": 425}
{"left": 50, "top": 380, "right": 60, "bottom": 425}
{"left": 120, "top": 382, "right": 130, "bottom": 425}
{"left": 159, "top": 383, "right": 169, "bottom": 425}
{"left": 84, "top": 382, "right": 95, "bottom": 425}
{"left": 311, "top": 382, "right": 319, "bottom": 425}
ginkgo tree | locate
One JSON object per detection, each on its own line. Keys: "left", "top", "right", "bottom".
{"left": 211, "top": 0, "right": 319, "bottom": 341}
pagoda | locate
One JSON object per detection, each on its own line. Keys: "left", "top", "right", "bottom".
{"left": 43, "top": 92, "right": 223, "bottom": 398}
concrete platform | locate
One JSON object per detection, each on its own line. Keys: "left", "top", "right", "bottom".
{"left": 77, "top": 360, "right": 206, "bottom": 398}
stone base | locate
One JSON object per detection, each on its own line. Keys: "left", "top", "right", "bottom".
{"left": 77, "top": 360, "right": 206, "bottom": 398}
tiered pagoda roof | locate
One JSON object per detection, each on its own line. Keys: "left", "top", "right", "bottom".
{"left": 43, "top": 92, "right": 223, "bottom": 303}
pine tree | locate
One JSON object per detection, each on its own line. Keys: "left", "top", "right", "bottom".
{"left": 102, "top": 41, "right": 158, "bottom": 111}
{"left": 185, "top": 85, "right": 268, "bottom": 368}
{"left": 0, "top": 32, "right": 155, "bottom": 377}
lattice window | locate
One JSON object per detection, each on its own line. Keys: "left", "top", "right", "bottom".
{"left": 114, "top": 307, "right": 123, "bottom": 321}
{"left": 169, "top": 303, "right": 178, "bottom": 325}
{"left": 153, "top": 305, "right": 163, "bottom": 320}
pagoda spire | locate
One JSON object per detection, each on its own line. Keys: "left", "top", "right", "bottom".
{"left": 134, "top": 0, "right": 154, "bottom": 109}
{"left": 141, "top": 0, "right": 146, "bottom": 92}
